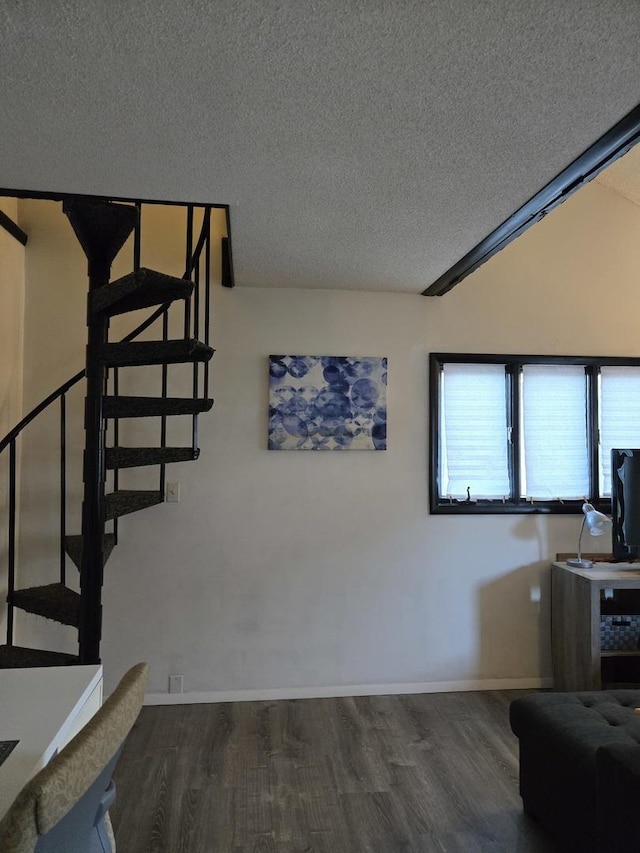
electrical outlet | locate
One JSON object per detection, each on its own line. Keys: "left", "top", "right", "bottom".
{"left": 166, "top": 482, "right": 180, "bottom": 502}
{"left": 168, "top": 674, "right": 183, "bottom": 694}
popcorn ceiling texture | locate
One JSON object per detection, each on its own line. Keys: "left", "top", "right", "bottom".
{"left": 0, "top": 1, "right": 638, "bottom": 293}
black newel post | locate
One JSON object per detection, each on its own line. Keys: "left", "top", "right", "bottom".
{"left": 79, "top": 252, "right": 110, "bottom": 663}
{"left": 64, "top": 199, "right": 138, "bottom": 664}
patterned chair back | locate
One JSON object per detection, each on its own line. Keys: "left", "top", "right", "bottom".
{"left": 0, "top": 662, "right": 148, "bottom": 853}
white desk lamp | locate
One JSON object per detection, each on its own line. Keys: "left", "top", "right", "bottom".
{"left": 567, "top": 502, "right": 613, "bottom": 569}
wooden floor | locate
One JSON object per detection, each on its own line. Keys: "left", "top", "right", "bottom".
{"left": 111, "top": 690, "right": 557, "bottom": 853}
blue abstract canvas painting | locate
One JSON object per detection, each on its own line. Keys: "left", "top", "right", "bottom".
{"left": 268, "top": 355, "right": 387, "bottom": 450}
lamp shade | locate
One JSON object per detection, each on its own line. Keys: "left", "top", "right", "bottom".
{"left": 584, "top": 503, "right": 613, "bottom": 537}
{"left": 567, "top": 503, "right": 613, "bottom": 568}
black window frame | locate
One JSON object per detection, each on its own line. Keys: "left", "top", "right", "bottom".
{"left": 429, "top": 353, "right": 640, "bottom": 515}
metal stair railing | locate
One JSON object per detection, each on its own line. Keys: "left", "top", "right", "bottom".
{"left": 1, "top": 203, "right": 215, "bottom": 650}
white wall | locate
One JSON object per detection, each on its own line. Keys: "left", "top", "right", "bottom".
{"left": 100, "top": 179, "right": 640, "bottom": 699}
{"left": 0, "top": 200, "right": 25, "bottom": 431}
{"left": 0, "top": 198, "right": 25, "bottom": 430}
{"left": 14, "top": 180, "right": 640, "bottom": 698}
{"left": 0, "top": 200, "right": 25, "bottom": 641}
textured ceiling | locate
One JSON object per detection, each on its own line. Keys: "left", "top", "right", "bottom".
{"left": 1, "top": 1, "right": 639, "bottom": 294}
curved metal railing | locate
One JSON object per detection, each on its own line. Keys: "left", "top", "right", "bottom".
{"left": 1, "top": 202, "right": 215, "bottom": 648}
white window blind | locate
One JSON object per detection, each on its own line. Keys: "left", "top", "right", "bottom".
{"left": 440, "top": 363, "right": 510, "bottom": 499}
{"left": 521, "top": 365, "right": 589, "bottom": 500}
{"left": 600, "top": 366, "right": 640, "bottom": 496}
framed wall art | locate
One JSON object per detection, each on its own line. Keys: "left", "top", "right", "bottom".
{"left": 268, "top": 355, "right": 387, "bottom": 450}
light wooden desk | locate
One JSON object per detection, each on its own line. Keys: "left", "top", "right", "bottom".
{"left": 0, "top": 664, "right": 102, "bottom": 820}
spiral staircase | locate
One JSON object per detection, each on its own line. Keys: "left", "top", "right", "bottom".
{"left": 0, "top": 197, "right": 226, "bottom": 666}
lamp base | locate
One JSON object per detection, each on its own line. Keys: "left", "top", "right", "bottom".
{"left": 567, "top": 557, "right": 595, "bottom": 568}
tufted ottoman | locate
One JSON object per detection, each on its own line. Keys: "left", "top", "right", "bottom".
{"left": 510, "top": 691, "right": 640, "bottom": 853}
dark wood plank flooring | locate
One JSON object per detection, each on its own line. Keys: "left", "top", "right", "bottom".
{"left": 111, "top": 690, "right": 557, "bottom": 853}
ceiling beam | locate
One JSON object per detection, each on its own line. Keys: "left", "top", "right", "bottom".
{"left": 0, "top": 210, "right": 27, "bottom": 246}
{"left": 423, "top": 102, "right": 640, "bottom": 297}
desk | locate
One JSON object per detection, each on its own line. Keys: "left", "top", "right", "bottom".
{"left": 0, "top": 664, "right": 102, "bottom": 820}
{"left": 552, "top": 562, "right": 640, "bottom": 690}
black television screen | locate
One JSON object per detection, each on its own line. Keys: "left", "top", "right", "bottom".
{"left": 612, "top": 449, "right": 640, "bottom": 560}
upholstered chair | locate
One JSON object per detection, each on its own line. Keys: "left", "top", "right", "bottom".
{"left": 0, "top": 662, "right": 148, "bottom": 853}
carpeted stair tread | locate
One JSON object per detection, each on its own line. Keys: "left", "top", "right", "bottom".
{"left": 99, "top": 339, "right": 214, "bottom": 367}
{"left": 64, "top": 533, "right": 117, "bottom": 572}
{"left": 90, "top": 268, "right": 194, "bottom": 317}
{"left": 106, "top": 446, "right": 198, "bottom": 469}
{"left": 11, "top": 583, "right": 80, "bottom": 628}
{"left": 105, "top": 489, "right": 163, "bottom": 520}
{"left": 104, "top": 396, "right": 214, "bottom": 418}
{"left": 0, "top": 645, "right": 79, "bottom": 668}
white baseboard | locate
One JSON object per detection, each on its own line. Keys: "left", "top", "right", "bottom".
{"left": 144, "top": 676, "right": 552, "bottom": 706}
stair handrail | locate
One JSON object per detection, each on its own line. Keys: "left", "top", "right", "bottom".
{"left": 0, "top": 207, "right": 212, "bottom": 456}
{"left": 0, "top": 370, "right": 84, "bottom": 456}
{"left": 1, "top": 202, "right": 214, "bottom": 656}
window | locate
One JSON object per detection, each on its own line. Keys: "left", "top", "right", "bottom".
{"left": 430, "top": 354, "right": 640, "bottom": 514}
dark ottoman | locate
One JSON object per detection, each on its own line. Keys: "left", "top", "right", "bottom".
{"left": 510, "top": 691, "right": 640, "bottom": 853}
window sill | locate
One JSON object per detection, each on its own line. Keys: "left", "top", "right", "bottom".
{"left": 430, "top": 499, "right": 610, "bottom": 515}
